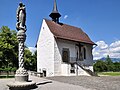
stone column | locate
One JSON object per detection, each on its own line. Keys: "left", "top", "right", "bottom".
{"left": 15, "top": 29, "right": 28, "bottom": 82}
{"left": 7, "top": 2, "right": 36, "bottom": 90}
{"left": 15, "top": 2, "right": 28, "bottom": 82}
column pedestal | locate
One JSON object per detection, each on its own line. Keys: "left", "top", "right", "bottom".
{"left": 15, "top": 67, "right": 28, "bottom": 82}
{"left": 7, "top": 68, "right": 37, "bottom": 90}
{"left": 7, "top": 81, "right": 36, "bottom": 90}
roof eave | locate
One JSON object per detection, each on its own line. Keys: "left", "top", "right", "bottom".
{"left": 54, "top": 36, "right": 96, "bottom": 45}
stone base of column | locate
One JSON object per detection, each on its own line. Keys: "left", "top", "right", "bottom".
{"left": 7, "top": 68, "right": 37, "bottom": 90}
{"left": 15, "top": 67, "right": 29, "bottom": 82}
{"left": 7, "top": 81, "right": 37, "bottom": 90}
{"left": 15, "top": 75, "right": 28, "bottom": 82}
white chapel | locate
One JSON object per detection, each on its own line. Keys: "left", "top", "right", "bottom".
{"left": 37, "top": 0, "right": 96, "bottom": 77}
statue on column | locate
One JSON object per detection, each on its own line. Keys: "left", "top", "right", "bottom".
{"left": 16, "top": 2, "right": 26, "bottom": 31}
{"left": 7, "top": 2, "right": 36, "bottom": 89}
{"left": 15, "top": 2, "right": 28, "bottom": 81}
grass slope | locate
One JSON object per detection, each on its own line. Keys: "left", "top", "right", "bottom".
{"left": 98, "top": 72, "right": 120, "bottom": 76}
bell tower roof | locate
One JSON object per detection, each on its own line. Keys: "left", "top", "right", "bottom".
{"left": 49, "top": 0, "right": 61, "bottom": 23}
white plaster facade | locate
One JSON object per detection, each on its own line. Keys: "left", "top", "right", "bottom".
{"left": 37, "top": 20, "right": 55, "bottom": 76}
{"left": 55, "top": 39, "right": 93, "bottom": 76}
{"left": 37, "top": 19, "right": 94, "bottom": 77}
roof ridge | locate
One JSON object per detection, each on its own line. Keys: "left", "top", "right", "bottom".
{"left": 44, "top": 19, "right": 95, "bottom": 45}
{"left": 45, "top": 18, "right": 83, "bottom": 29}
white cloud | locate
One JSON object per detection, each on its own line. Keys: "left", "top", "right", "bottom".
{"left": 64, "top": 15, "right": 68, "bottom": 19}
{"left": 110, "top": 41, "right": 120, "bottom": 48}
{"left": 28, "top": 47, "right": 36, "bottom": 54}
{"left": 93, "top": 40, "right": 120, "bottom": 60}
{"left": 110, "top": 47, "right": 120, "bottom": 53}
{"left": 96, "top": 41, "right": 108, "bottom": 49}
{"left": 110, "top": 53, "right": 120, "bottom": 58}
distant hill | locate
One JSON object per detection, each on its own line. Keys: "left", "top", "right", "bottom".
{"left": 94, "top": 58, "right": 120, "bottom": 63}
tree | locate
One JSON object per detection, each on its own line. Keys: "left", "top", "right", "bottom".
{"left": 113, "top": 62, "right": 120, "bottom": 71}
{"left": 105, "top": 55, "right": 113, "bottom": 65}
{"left": 24, "top": 48, "right": 37, "bottom": 71}
{"left": 0, "top": 26, "right": 18, "bottom": 68}
{"left": 24, "top": 48, "right": 32, "bottom": 70}
{"left": 93, "top": 60, "right": 108, "bottom": 72}
{"left": 105, "top": 55, "right": 114, "bottom": 71}
{"left": 0, "top": 26, "right": 37, "bottom": 71}
{"left": 31, "top": 50, "right": 37, "bottom": 71}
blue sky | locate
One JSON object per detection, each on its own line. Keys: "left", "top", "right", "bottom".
{"left": 0, "top": 0, "right": 120, "bottom": 59}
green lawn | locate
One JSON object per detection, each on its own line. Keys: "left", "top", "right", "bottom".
{"left": 98, "top": 72, "right": 120, "bottom": 76}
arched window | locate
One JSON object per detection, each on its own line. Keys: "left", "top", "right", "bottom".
{"left": 62, "top": 48, "right": 70, "bottom": 63}
{"left": 83, "top": 47, "right": 86, "bottom": 59}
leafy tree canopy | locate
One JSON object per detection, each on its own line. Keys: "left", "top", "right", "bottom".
{"left": 0, "top": 26, "right": 37, "bottom": 71}
{"left": 0, "top": 26, "right": 18, "bottom": 68}
{"left": 24, "top": 49, "right": 37, "bottom": 71}
{"left": 94, "top": 60, "right": 108, "bottom": 72}
{"left": 94, "top": 55, "right": 120, "bottom": 72}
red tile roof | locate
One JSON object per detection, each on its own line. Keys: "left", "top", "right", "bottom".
{"left": 45, "top": 19, "right": 95, "bottom": 45}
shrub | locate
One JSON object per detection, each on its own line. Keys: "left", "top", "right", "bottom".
{"left": 94, "top": 60, "right": 108, "bottom": 72}
{"left": 11, "top": 67, "right": 17, "bottom": 72}
{"left": 4, "top": 68, "right": 11, "bottom": 72}
{"left": 0, "top": 68, "right": 3, "bottom": 71}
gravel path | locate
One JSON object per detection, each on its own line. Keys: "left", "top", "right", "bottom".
{"left": 0, "top": 76, "right": 91, "bottom": 90}
{"left": 1, "top": 76, "right": 120, "bottom": 90}
{"left": 31, "top": 76, "right": 91, "bottom": 90}
{"left": 0, "top": 78, "right": 14, "bottom": 90}
{"left": 47, "top": 76, "right": 120, "bottom": 90}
